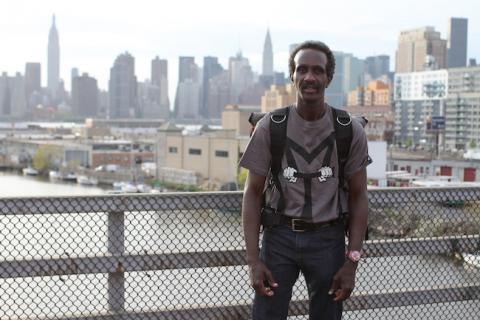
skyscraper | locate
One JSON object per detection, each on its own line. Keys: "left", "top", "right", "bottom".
{"left": 0, "top": 72, "right": 27, "bottom": 118}
{"left": 151, "top": 56, "right": 170, "bottom": 115}
{"left": 262, "top": 29, "right": 274, "bottom": 77}
{"left": 228, "top": 52, "right": 253, "bottom": 104}
{"left": 72, "top": 73, "right": 98, "bottom": 117}
{"left": 201, "top": 56, "right": 223, "bottom": 118}
{"left": 176, "top": 80, "right": 201, "bottom": 119}
{"left": 47, "top": 15, "right": 60, "bottom": 95}
{"left": 108, "top": 52, "right": 137, "bottom": 119}
{"left": 447, "top": 17, "right": 468, "bottom": 68}
{"left": 326, "top": 52, "right": 364, "bottom": 107}
{"left": 25, "top": 63, "right": 41, "bottom": 115}
{"left": 25, "top": 63, "right": 41, "bottom": 99}
{"left": 178, "top": 56, "right": 198, "bottom": 83}
{"left": 395, "top": 27, "right": 447, "bottom": 73}
{"left": 174, "top": 57, "right": 199, "bottom": 119}
{"left": 206, "top": 71, "right": 230, "bottom": 119}
{"left": 364, "top": 55, "right": 390, "bottom": 80}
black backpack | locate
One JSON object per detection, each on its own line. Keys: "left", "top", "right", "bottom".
{"left": 248, "top": 105, "right": 366, "bottom": 222}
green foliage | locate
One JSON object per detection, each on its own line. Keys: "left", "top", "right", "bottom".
{"left": 405, "top": 139, "right": 413, "bottom": 148}
{"left": 469, "top": 139, "right": 477, "bottom": 149}
{"left": 237, "top": 168, "right": 248, "bottom": 190}
{"left": 369, "top": 202, "right": 480, "bottom": 239}
{"left": 32, "top": 146, "right": 60, "bottom": 174}
{"left": 155, "top": 180, "right": 204, "bottom": 192}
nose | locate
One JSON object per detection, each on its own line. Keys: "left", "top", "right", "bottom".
{"left": 304, "top": 70, "right": 315, "bottom": 82}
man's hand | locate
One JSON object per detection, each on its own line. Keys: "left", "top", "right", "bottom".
{"left": 249, "top": 260, "right": 278, "bottom": 297}
{"left": 328, "top": 261, "right": 357, "bottom": 301}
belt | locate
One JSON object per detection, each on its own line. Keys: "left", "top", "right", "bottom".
{"left": 261, "top": 207, "right": 343, "bottom": 232}
{"left": 284, "top": 216, "right": 342, "bottom": 232}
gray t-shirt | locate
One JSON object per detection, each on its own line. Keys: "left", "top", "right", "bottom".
{"left": 239, "top": 104, "right": 369, "bottom": 223}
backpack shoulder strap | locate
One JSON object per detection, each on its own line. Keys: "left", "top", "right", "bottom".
{"left": 331, "top": 107, "right": 353, "bottom": 190}
{"left": 269, "top": 106, "right": 290, "bottom": 212}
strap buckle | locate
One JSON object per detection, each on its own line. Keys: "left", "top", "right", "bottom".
{"left": 291, "top": 219, "right": 307, "bottom": 232}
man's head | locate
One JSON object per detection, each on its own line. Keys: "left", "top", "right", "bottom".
{"left": 289, "top": 41, "right": 335, "bottom": 105}
{"left": 289, "top": 41, "right": 335, "bottom": 84}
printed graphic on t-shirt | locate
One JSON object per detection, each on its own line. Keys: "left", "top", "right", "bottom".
{"left": 283, "top": 132, "right": 336, "bottom": 218}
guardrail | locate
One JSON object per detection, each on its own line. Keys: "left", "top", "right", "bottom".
{"left": 0, "top": 187, "right": 479, "bottom": 319}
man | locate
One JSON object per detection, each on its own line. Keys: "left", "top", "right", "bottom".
{"left": 240, "top": 41, "right": 369, "bottom": 320}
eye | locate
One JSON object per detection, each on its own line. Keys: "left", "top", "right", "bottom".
{"left": 297, "top": 66, "right": 307, "bottom": 73}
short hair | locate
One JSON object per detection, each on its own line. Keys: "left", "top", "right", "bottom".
{"left": 288, "top": 41, "right": 335, "bottom": 83}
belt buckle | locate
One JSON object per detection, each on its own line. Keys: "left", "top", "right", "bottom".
{"left": 291, "top": 219, "right": 306, "bottom": 232}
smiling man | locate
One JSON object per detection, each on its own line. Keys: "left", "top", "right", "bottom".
{"left": 240, "top": 41, "right": 369, "bottom": 320}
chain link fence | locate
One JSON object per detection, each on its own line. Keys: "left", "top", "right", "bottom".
{"left": 0, "top": 187, "right": 478, "bottom": 319}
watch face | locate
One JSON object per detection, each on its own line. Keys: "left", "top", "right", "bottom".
{"left": 348, "top": 250, "right": 361, "bottom": 262}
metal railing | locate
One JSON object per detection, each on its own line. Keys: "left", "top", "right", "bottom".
{"left": 0, "top": 187, "right": 479, "bottom": 319}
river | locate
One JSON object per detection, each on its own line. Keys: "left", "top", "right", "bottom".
{"left": 0, "top": 172, "right": 108, "bottom": 197}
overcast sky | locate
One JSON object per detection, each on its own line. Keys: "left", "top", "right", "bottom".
{"left": 1, "top": 0, "right": 479, "bottom": 100}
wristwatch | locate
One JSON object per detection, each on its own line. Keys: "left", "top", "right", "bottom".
{"left": 346, "top": 250, "right": 362, "bottom": 263}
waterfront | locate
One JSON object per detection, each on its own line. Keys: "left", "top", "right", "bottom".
{"left": 0, "top": 172, "right": 108, "bottom": 197}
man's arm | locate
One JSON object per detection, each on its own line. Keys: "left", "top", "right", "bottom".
{"left": 329, "top": 167, "right": 368, "bottom": 301}
{"left": 242, "top": 171, "right": 278, "bottom": 296}
{"left": 346, "top": 167, "right": 369, "bottom": 252}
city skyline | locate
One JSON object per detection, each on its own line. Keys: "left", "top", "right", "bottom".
{"left": 1, "top": 0, "right": 479, "bottom": 101}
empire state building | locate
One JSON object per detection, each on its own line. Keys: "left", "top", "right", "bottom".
{"left": 47, "top": 15, "right": 60, "bottom": 94}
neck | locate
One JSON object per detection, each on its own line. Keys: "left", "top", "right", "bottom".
{"left": 295, "top": 98, "right": 326, "bottom": 121}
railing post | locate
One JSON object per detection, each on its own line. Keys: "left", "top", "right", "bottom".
{"left": 108, "top": 209, "right": 125, "bottom": 313}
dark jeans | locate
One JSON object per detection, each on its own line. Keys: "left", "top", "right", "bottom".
{"left": 252, "top": 223, "right": 345, "bottom": 320}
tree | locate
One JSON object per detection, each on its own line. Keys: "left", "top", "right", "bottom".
{"left": 32, "top": 146, "right": 61, "bottom": 174}
{"left": 237, "top": 168, "right": 248, "bottom": 190}
{"left": 405, "top": 139, "right": 413, "bottom": 148}
{"left": 469, "top": 140, "right": 477, "bottom": 149}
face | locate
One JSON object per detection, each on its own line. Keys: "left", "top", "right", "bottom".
{"left": 291, "top": 49, "right": 329, "bottom": 104}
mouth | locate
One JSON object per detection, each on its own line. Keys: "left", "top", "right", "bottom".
{"left": 301, "top": 85, "right": 319, "bottom": 94}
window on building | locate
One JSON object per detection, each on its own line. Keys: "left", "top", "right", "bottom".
{"left": 215, "top": 150, "right": 229, "bottom": 158}
{"left": 169, "top": 146, "right": 178, "bottom": 154}
{"left": 189, "top": 148, "right": 202, "bottom": 155}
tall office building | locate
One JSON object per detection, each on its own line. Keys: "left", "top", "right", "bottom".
{"left": 201, "top": 56, "right": 223, "bottom": 118}
{"left": 25, "top": 63, "right": 41, "bottom": 99}
{"left": 151, "top": 56, "right": 170, "bottom": 116}
{"left": 326, "top": 52, "right": 364, "bottom": 107}
{"left": 395, "top": 27, "right": 447, "bottom": 73}
{"left": 178, "top": 56, "right": 198, "bottom": 83}
{"left": 364, "top": 55, "right": 390, "bottom": 80}
{"left": 72, "top": 73, "right": 98, "bottom": 117}
{"left": 262, "top": 29, "right": 274, "bottom": 77}
{"left": 108, "top": 52, "right": 138, "bottom": 119}
{"left": 228, "top": 52, "right": 254, "bottom": 104}
{"left": 71, "top": 68, "right": 79, "bottom": 79}
{"left": 174, "top": 56, "right": 199, "bottom": 118}
{"left": 70, "top": 67, "right": 79, "bottom": 93}
{"left": 393, "top": 70, "right": 447, "bottom": 145}
{"left": 47, "top": 15, "right": 60, "bottom": 95}
{"left": 447, "top": 17, "right": 468, "bottom": 68}
{"left": 138, "top": 81, "right": 169, "bottom": 119}
{"left": 176, "top": 79, "right": 201, "bottom": 119}
{"left": 206, "top": 71, "right": 230, "bottom": 119}
{"left": 0, "top": 72, "right": 27, "bottom": 118}
{"left": 25, "top": 63, "right": 41, "bottom": 115}
{"left": 445, "top": 66, "right": 480, "bottom": 150}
